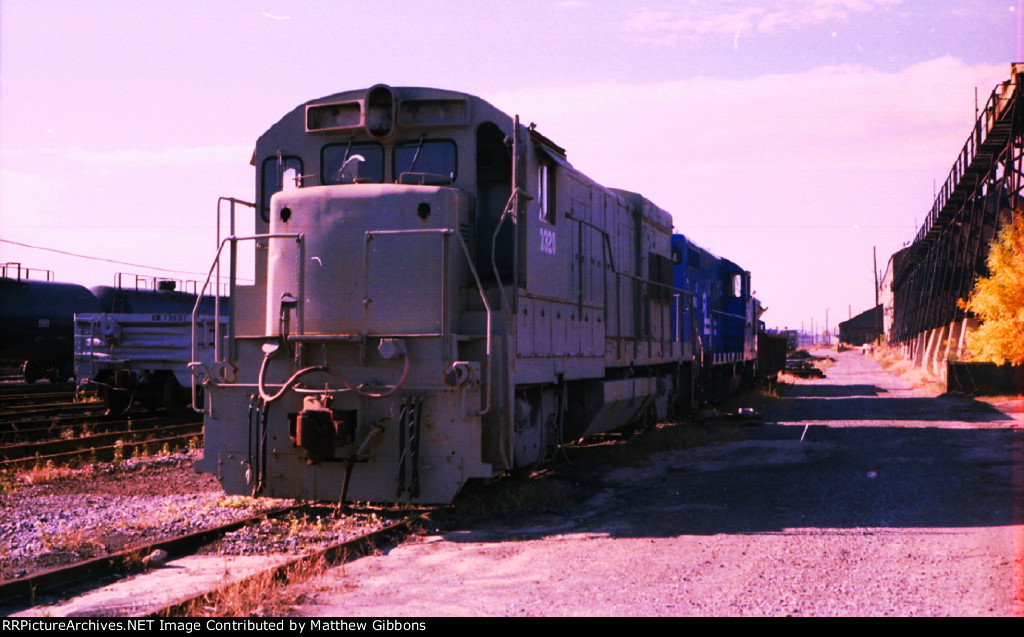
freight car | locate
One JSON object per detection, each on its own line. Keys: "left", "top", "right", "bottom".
{"left": 192, "top": 84, "right": 762, "bottom": 504}
{"left": 1, "top": 264, "right": 100, "bottom": 383}
{"left": 0, "top": 264, "right": 223, "bottom": 410}
{"left": 74, "top": 275, "right": 226, "bottom": 413}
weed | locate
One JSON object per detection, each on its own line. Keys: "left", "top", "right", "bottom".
{"left": 215, "top": 495, "right": 261, "bottom": 509}
{"left": 0, "top": 548, "right": 12, "bottom": 581}
{"left": 18, "top": 461, "right": 77, "bottom": 485}
{"left": 172, "top": 556, "right": 328, "bottom": 617}
{"left": 871, "top": 347, "right": 946, "bottom": 395}
{"left": 37, "top": 523, "right": 105, "bottom": 554}
{"left": 615, "top": 420, "right": 745, "bottom": 465}
{"left": 129, "top": 501, "right": 186, "bottom": 530}
{"left": 718, "top": 382, "right": 786, "bottom": 410}
{"left": 871, "top": 344, "right": 902, "bottom": 369}
{"left": 756, "top": 377, "right": 789, "bottom": 399}
{"left": 120, "top": 547, "right": 150, "bottom": 572}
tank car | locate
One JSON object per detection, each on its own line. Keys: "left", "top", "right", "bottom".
{"left": 1, "top": 265, "right": 101, "bottom": 383}
{"left": 193, "top": 85, "right": 703, "bottom": 504}
{"left": 1, "top": 263, "right": 226, "bottom": 396}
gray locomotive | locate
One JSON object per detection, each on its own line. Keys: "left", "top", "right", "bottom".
{"left": 193, "top": 85, "right": 759, "bottom": 503}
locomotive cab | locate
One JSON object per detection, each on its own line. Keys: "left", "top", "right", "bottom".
{"left": 197, "top": 86, "right": 520, "bottom": 502}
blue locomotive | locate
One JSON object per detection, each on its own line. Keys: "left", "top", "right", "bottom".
{"left": 670, "top": 234, "right": 759, "bottom": 407}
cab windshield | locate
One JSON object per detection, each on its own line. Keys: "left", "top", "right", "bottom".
{"left": 394, "top": 139, "right": 456, "bottom": 185}
{"left": 322, "top": 142, "right": 384, "bottom": 184}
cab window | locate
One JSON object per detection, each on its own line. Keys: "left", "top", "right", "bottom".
{"left": 729, "top": 272, "right": 744, "bottom": 298}
{"left": 394, "top": 139, "right": 456, "bottom": 185}
{"left": 322, "top": 142, "right": 384, "bottom": 185}
{"left": 261, "top": 155, "right": 303, "bottom": 222}
{"left": 537, "top": 158, "right": 555, "bottom": 224}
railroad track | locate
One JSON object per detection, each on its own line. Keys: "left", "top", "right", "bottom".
{"left": 0, "top": 420, "right": 203, "bottom": 470}
{"left": 0, "top": 382, "right": 79, "bottom": 404}
{"left": 0, "top": 409, "right": 182, "bottom": 438}
{"left": 1, "top": 414, "right": 133, "bottom": 445}
{"left": 0, "top": 505, "right": 422, "bottom": 617}
{"left": 1, "top": 398, "right": 202, "bottom": 470}
{"left": 0, "top": 400, "right": 103, "bottom": 420}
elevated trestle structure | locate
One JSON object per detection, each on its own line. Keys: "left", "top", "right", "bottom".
{"left": 889, "top": 64, "right": 1023, "bottom": 375}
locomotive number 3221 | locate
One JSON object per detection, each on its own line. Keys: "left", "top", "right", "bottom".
{"left": 539, "top": 227, "right": 556, "bottom": 255}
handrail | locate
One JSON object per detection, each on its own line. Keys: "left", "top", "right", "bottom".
{"left": 362, "top": 227, "right": 494, "bottom": 417}
{"left": 896, "top": 72, "right": 1019, "bottom": 286}
{"left": 190, "top": 232, "right": 305, "bottom": 414}
{"left": 565, "top": 211, "right": 690, "bottom": 353}
{"left": 0, "top": 263, "right": 54, "bottom": 282}
{"left": 453, "top": 231, "right": 493, "bottom": 417}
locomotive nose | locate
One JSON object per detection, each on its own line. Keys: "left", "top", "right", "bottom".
{"left": 264, "top": 184, "right": 468, "bottom": 338}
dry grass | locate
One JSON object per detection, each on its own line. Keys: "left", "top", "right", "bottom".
{"left": 172, "top": 555, "right": 328, "bottom": 617}
{"left": 214, "top": 494, "right": 266, "bottom": 509}
{"left": 128, "top": 501, "right": 187, "bottom": 531}
{"left": 776, "top": 371, "right": 807, "bottom": 384}
{"left": 15, "top": 460, "right": 81, "bottom": 485}
{"left": 870, "top": 347, "right": 947, "bottom": 395}
{"left": 815, "top": 356, "right": 836, "bottom": 371}
{"left": 757, "top": 376, "right": 791, "bottom": 399}
{"left": 873, "top": 346, "right": 903, "bottom": 370}
{"left": 37, "top": 523, "right": 106, "bottom": 554}
{"left": 0, "top": 544, "right": 14, "bottom": 581}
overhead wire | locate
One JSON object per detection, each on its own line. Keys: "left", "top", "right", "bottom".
{"left": 0, "top": 238, "right": 254, "bottom": 282}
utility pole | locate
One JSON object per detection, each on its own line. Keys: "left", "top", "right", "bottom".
{"left": 873, "top": 246, "right": 881, "bottom": 345}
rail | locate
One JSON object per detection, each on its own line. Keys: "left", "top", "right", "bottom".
{"left": 895, "top": 68, "right": 1020, "bottom": 286}
{"left": 109, "top": 272, "right": 224, "bottom": 297}
{"left": 1, "top": 263, "right": 53, "bottom": 281}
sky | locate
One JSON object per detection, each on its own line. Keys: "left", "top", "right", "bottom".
{"left": 0, "top": 0, "right": 1018, "bottom": 333}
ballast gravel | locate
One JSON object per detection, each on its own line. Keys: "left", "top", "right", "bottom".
{"left": 0, "top": 452, "right": 287, "bottom": 581}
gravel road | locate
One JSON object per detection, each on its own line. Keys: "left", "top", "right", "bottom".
{"left": 292, "top": 349, "right": 1023, "bottom": 617}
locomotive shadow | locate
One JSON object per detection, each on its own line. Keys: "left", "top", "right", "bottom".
{"left": 767, "top": 389, "right": 1011, "bottom": 422}
{"left": 443, "top": 388, "right": 1021, "bottom": 541}
{"left": 778, "top": 383, "right": 887, "bottom": 397}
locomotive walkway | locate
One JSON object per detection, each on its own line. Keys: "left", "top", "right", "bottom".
{"left": 292, "top": 349, "right": 1022, "bottom": 616}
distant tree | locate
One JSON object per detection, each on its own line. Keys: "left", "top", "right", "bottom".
{"left": 959, "top": 213, "right": 1024, "bottom": 366}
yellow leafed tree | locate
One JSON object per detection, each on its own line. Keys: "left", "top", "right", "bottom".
{"left": 959, "top": 213, "right": 1024, "bottom": 366}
